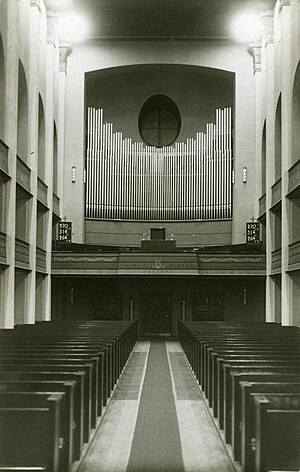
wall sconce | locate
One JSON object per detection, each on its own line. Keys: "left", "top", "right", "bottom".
{"left": 71, "top": 166, "right": 76, "bottom": 182}
{"left": 242, "top": 167, "right": 247, "bottom": 183}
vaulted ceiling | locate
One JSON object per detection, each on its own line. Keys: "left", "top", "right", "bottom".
{"left": 45, "top": 0, "right": 276, "bottom": 40}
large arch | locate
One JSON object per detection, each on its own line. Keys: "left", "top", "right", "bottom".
{"left": 261, "top": 120, "right": 266, "bottom": 195}
{"left": 274, "top": 94, "right": 282, "bottom": 182}
{"left": 17, "top": 60, "right": 29, "bottom": 162}
{"left": 292, "top": 61, "right": 300, "bottom": 166}
{"left": 53, "top": 121, "right": 58, "bottom": 194}
{"left": 38, "top": 94, "right": 46, "bottom": 180}
{"left": 0, "top": 33, "right": 6, "bottom": 139}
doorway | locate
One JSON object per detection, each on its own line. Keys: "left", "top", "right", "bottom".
{"left": 142, "top": 292, "right": 172, "bottom": 335}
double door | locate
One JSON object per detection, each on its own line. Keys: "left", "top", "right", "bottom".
{"left": 142, "top": 293, "right": 172, "bottom": 335}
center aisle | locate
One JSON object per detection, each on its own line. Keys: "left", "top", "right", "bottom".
{"left": 78, "top": 340, "right": 237, "bottom": 472}
{"left": 126, "top": 340, "right": 184, "bottom": 472}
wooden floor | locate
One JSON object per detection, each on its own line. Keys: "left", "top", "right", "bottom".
{"left": 76, "top": 340, "right": 238, "bottom": 472}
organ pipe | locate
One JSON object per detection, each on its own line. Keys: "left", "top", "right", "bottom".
{"left": 85, "top": 107, "right": 233, "bottom": 221}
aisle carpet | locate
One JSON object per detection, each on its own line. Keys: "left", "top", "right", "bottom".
{"left": 126, "top": 340, "right": 184, "bottom": 472}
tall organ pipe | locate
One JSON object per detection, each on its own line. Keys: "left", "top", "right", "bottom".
{"left": 85, "top": 107, "right": 232, "bottom": 221}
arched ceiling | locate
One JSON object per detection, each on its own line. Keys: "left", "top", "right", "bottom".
{"left": 44, "top": 0, "right": 276, "bottom": 40}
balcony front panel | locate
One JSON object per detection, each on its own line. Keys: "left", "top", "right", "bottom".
{"left": 15, "top": 238, "right": 30, "bottom": 269}
{"left": 271, "top": 179, "right": 282, "bottom": 209}
{"left": 52, "top": 251, "right": 266, "bottom": 276}
{"left": 36, "top": 246, "right": 47, "bottom": 272}
{"left": 271, "top": 248, "right": 282, "bottom": 273}
{"left": 288, "top": 158, "right": 300, "bottom": 196}
{"left": 0, "top": 231, "right": 7, "bottom": 265}
{"left": 0, "top": 139, "right": 9, "bottom": 177}
{"left": 37, "top": 177, "right": 48, "bottom": 208}
{"left": 16, "top": 156, "right": 31, "bottom": 194}
{"left": 258, "top": 194, "right": 266, "bottom": 218}
{"left": 53, "top": 193, "right": 60, "bottom": 217}
{"left": 288, "top": 240, "right": 300, "bottom": 271}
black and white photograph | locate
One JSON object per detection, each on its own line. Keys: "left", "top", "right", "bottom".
{"left": 0, "top": 0, "right": 299, "bottom": 471}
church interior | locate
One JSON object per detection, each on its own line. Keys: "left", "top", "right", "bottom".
{"left": 0, "top": 0, "right": 299, "bottom": 471}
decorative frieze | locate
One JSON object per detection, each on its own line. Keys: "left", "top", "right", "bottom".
{"left": 51, "top": 251, "right": 266, "bottom": 276}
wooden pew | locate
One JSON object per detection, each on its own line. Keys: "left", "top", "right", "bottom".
{"left": 232, "top": 376, "right": 300, "bottom": 462}
{"left": 0, "top": 363, "right": 93, "bottom": 439}
{"left": 0, "top": 371, "right": 85, "bottom": 459}
{"left": 178, "top": 321, "right": 300, "bottom": 472}
{"left": 0, "top": 321, "right": 138, "bottom": 470}
{"left": 0, "top": 393, "right": 63, "bottom": 472}
{"left": 253, "top": 394, "right": 300, "bottom": 472}
{"left": 0, "top": 380, "right": 75, "bottom": 465}
{"left": 222, "top": 363, "right": 300, "bottom": 440}
{"left": 0, "top": 392, "right": 70, "bottom": 472}
{"left": 239, "top": 382, "right": 300, "bottom": 471}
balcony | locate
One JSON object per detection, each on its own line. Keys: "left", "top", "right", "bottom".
{"left": 52, "top": 250, "right": 266, "bottom": 276}
{"left": 36, "top": 246, "right": 47, "bottom": 272}
{"left": 37, "top": 177, "right": 48, "bottom": 208}
{"left": 271, "top": 178, "right": 281, "bottom": 209}
{"left": 53, "top": 193, "right": 60, "bottom": 217}
{"left": 15, "top": 238, "right": 30, "bottom": 269}
{"left": 288, "top": 158, "right": 300, "bottom": 197}
{"left": 271, "top": 248, "right": 281, "bottom": 274}
{"left": 0, "top": 139, "right": 9, "bottom": 178}
{"left": 258, "top": 193, "right": 266, "bottom": 218}
{"left": 16, "top": 155, "right": 31, "bottom": 194}
{"left": 288, "top": 240, "right": 300, "bottom": 271}
{"left": 0, "top": 231, "right": 7, "bottom": 265}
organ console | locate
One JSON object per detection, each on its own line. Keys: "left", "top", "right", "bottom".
{"left": 85, "top": 106, "right": 232, "bottom": 221}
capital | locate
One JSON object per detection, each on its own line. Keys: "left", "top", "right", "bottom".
{"left": 247, "top": 44, "right": 262, "bottom": 74}
{"left": 59, "top": 45, "right": 73, "bottom": 74}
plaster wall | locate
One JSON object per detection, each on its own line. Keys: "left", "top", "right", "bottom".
{"left": 85, "top": 219, "right": 232, "bottom": 247}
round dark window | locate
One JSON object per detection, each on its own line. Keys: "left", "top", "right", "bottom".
{"left": 138, "top": 95, "right": 181, "bottom": 147}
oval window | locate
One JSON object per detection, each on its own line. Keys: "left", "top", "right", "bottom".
{"left": 138, "top": 95, "right": 181, "bottom": 147}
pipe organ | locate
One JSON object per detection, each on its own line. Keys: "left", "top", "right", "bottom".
{"left": 85, "top": 107, "right": 232, "bottom": 221}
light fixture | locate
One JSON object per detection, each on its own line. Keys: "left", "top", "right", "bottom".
{"left": 71, "top": 166, "right": 76, "bottom": 182}
{"left": 231, "top": 12, "right": 263, "bottom": 43}
{"left": 242, "top": 167, "right": 247, "bottom": 183}
{"left": 55, "top": 13, "right": 89, "bottom": 44}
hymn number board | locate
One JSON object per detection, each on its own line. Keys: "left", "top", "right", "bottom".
{"left": 58, "top": 222, "right": 72, "bottom": 243}
{"left": 246, "top": 222, "right": 260, "bottom": 244}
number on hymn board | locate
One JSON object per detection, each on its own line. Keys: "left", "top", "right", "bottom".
{"left": 246, "top": 222, "right": 260, "bottom": 243}
{"left": 58, "top": 222, "right": 72, "bottom": 243}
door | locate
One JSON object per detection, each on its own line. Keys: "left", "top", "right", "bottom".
{"left": 142, "top": 293, "right": 172, "bottom": 335}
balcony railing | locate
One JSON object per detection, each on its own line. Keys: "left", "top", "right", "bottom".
{"left": 288, "top": 240, "right": 300, "bottom": 271}
{"left": 0, "top": 139, "right": 9, "bottom": 176}
{"left": 15, "top": 238, "right": 30, "bottom": 268}
{"left": 271, "top": 178, "right": 282, "bottom": 209}
{"left": 16, "top": 155, "right": 31, "bottom": 194}
{"left": 53, "top": 193, "right": 60, "bottom": 216}
{"left": 258, "top": 193, "right": 266, "bottom": 217}
{"left": 37, "top": 177, "right": 48, "bottom": 208}
{"left": 271, "top": 248, "right": 281, "bottom": 273}
{"left": 288, "top": 158, "right": 300, "bottom": 196}
{"left": 0, "top": 231, "right": 7, "bottom": 264}
{"left": 36, "top": 246, "right": 47, "bottom": 272}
